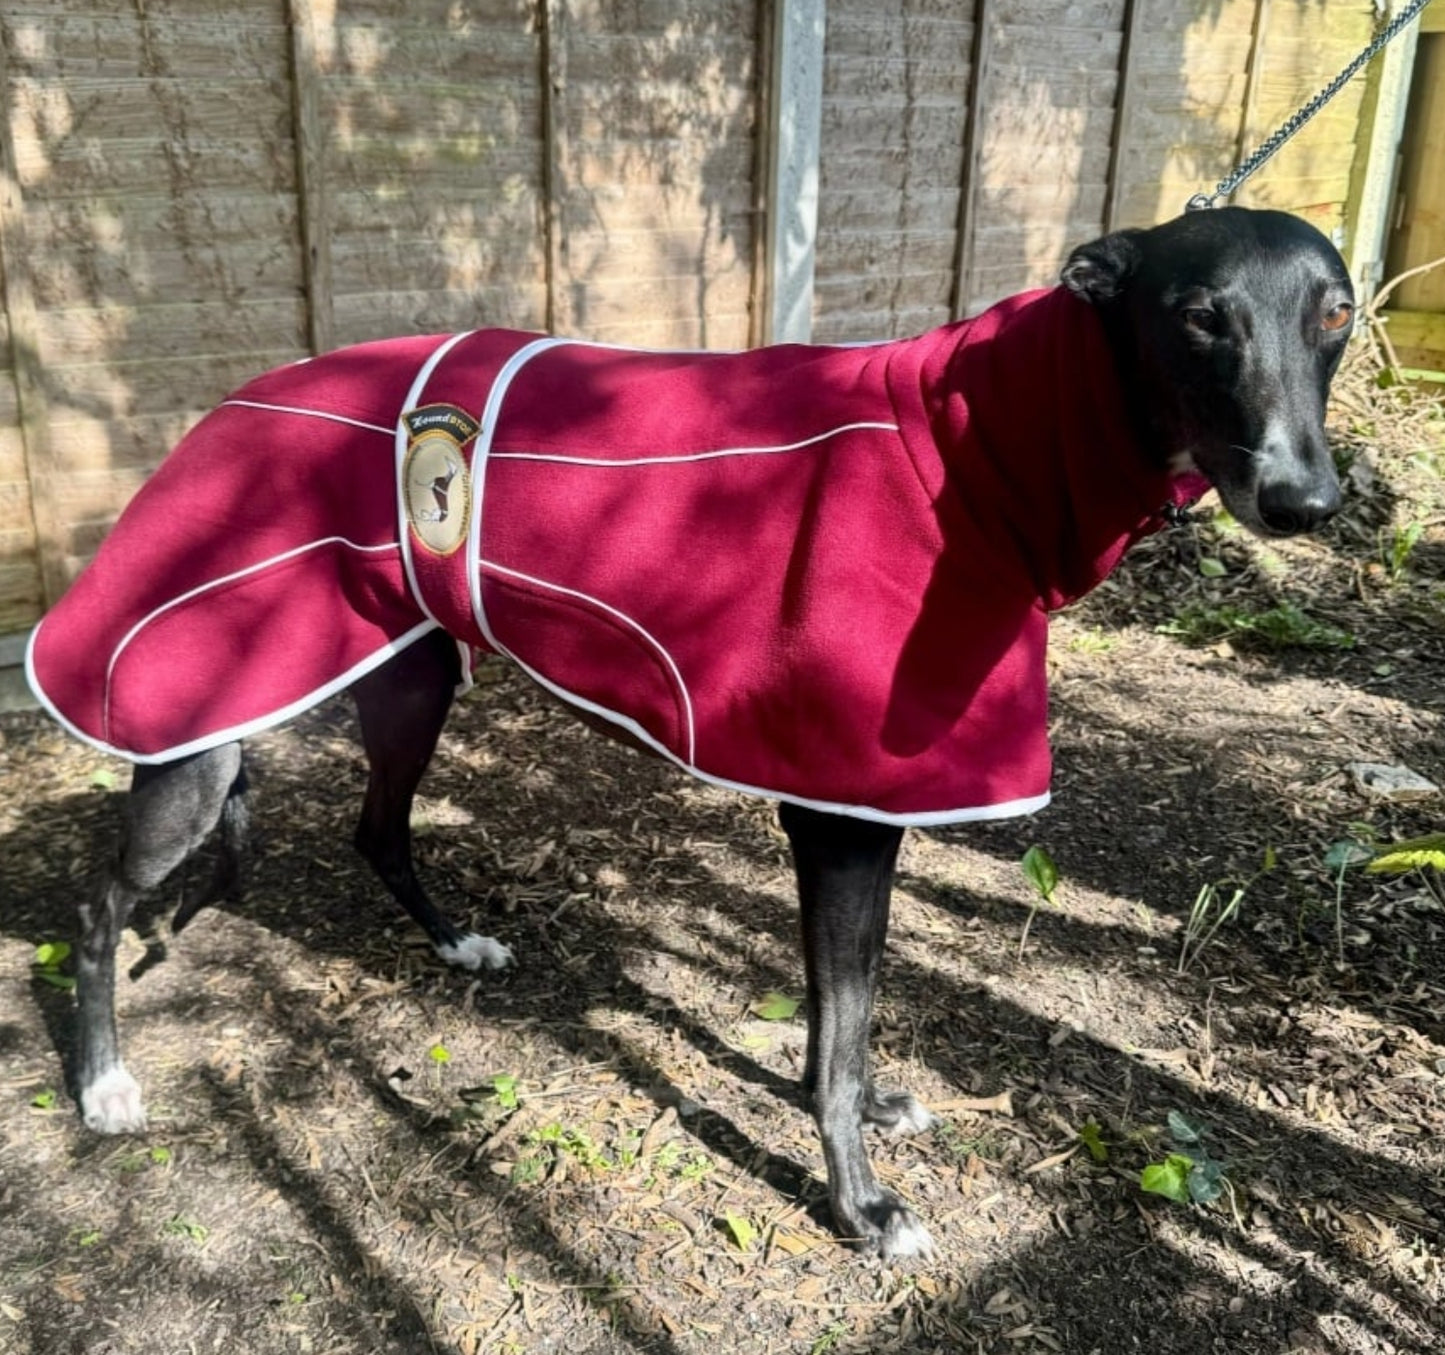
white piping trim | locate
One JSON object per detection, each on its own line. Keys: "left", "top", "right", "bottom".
{"left": 100, "top": 534, "right": 401, "bottom": 741}
{"left": 479, "top": 558, "right": 697, "bottom": 765}
{"left": 464, "top": 335, "right": 574, "bottom": 650}
{"left": 394, "top": 331, "right": 477, "bottom": 623}
{"left": 221, "top": 398, "right": 394, "bottom": 438}
{"left": 26, "top": 616, "right": 440, "bottom": 766}
{"left": 489, "top": 633, "right": 1050, "bottom": 827}
{"left": 29, "top": 601, "right": 1049, "bottom": 823}
{"left": 487, "top": 420, "right": 900, "bottom": 468}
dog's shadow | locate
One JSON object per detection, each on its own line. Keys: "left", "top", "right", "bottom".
{"left": 3, "top": 658, "right": 1443, "bottom": 1352}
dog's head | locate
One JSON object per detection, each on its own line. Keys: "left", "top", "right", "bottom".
{"left": 1061, "top": 206, "right": 1352, "bottom": 537}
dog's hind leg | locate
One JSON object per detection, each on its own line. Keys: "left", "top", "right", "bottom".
{"left": 351, "top": 630, "right": 513, "bottom": 972}
{"left": 78, "top": 745, "right": 245, "bottom": 1133}
{"left": 779, "top": 802, "right": 935, "bottom": 1260}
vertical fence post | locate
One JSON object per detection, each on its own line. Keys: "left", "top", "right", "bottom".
{"left": 1232, "top": 0, "right": 1272, "bottom": 205}
{"left": 760, "top": 0, "right": 825, "bottom": 344}
{"left": 1348, "top": 0, "right": 1424, "bottom": 299}
{"left": 540, "top": 0, "right": 570, "bottom": 336}
{"left": 1103, "top": 0, "right": 1142, "bottom": 233}
{"left": 951, "top": 0, "right": 995, "bottom": 320}
{"left": 288, "top": 0, "right": 334, "bottom": 355}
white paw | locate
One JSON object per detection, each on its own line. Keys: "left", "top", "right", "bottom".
{"left": 880, "top": 1210, "right": 936, "bottom": 1262}
{"left": 437, "top": 933, "right": 515, "bottom": 971}
{"left": 81, "top": 1065, "right": 148, "bottom": 1135}
{"left": 886, "top": 1099, "right": 938, "bottom": 1138}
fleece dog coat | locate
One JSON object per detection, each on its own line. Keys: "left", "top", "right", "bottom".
{"left": 27, "top": 288, "right": 1205, "bottom": 825}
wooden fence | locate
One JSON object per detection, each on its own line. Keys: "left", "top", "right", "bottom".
{"left": 0, "top": 0, "right": 1385, "bottom": 642}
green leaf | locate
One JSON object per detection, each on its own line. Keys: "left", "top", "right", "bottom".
{"left": 752, "top": 991, "right": 801, "bottom": 1022}
{"left": 1324, "top": 840, "right": 1374, "bottom": 872}
{"left": 1366, "top": 834, "right": 1445, "bottom": 876}
{"left": 1077, "top": 1117, "right": 1108, "bottom": 1164}
{"left": 1021, "top": 846, "right": 1059, "bottom": 905}
{"left": 1140, "top": 1153, "right": 1194, "bottom": 1203}
{"left": 31, "top": 1088, "right": 57, "bottom": 1110}
{"left": 90, "top": 768, "right": 118, "bottom": 790}
{"left": 1198, "top": 557, "right": 1227, "bottom": 578}
{"left": 33, "top": 941, "right": 71, "bottom": 969}
{"left": 491, "top": 1074, "right": 519, "bottom": 1109}
{"left": 162, "top": 1215, "right": 208, "bottom": 1243}
{"left": 35, "top": 971, "right": 76, "bottom": 991}
{"left": 149, "top": 1146, "right": 172, "bottom": 1165}
{"left": 1188, "top": 1159, "right": 1225, "bottom": 1205}
{"left": 721, "top": 1211, "right": 757, "bottom": 1251}
{"left": 428, "top": 1043, "right": 452, "bottom": 1065}
{"left": 1166, "top": 1110, "right": 1205, "bottom": 1145}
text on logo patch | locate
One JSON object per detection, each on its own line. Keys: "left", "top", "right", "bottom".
{"left": 402, "top": 403, "right": 480, "bottom": 556}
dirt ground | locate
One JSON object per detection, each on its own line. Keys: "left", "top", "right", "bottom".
{"left": 1, "top": 341, "right": 1443, "bottom": 1355}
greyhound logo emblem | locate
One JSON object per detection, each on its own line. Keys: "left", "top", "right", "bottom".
{"left": 402, "top": 404, "right": 480, "bottom": 556}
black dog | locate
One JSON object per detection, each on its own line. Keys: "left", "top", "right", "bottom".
{"left": 36, "top": 206, "right": 1350, "bottom": 1260}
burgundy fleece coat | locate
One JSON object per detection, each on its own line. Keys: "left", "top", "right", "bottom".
{"left": 27, "top": 288, "right": 1205, "bottom": 825}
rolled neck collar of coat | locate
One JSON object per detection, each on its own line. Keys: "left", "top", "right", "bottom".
{"left": 896, "top": 287, "right": 1210, "bottom": 612}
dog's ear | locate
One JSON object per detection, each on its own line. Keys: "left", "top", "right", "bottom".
{"left": 1061, "top": 229, "right": 1143, "bottom": 304}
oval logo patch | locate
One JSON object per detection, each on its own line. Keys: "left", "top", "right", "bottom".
{"left": 402, "top": 404, "right": 480, "bottom": 556}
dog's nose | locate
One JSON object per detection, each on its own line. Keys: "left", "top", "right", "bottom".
{"left": 1257, "top": 474, "right": 1342, "bottom": 535}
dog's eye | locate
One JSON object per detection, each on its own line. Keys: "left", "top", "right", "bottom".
{"left": 1181, "top": 307, "right": 1219, "bottom": 335}
{"left": 1320, "top": 302, "right": 1353, "bottom": 333}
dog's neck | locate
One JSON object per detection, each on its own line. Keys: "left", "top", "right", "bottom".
{"left": 906, "top": 287, "right": 1200, "bottom": 611}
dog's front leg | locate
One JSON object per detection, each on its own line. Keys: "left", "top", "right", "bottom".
{"left": 779, "top": 802, "right": 935, "bottom": 1260}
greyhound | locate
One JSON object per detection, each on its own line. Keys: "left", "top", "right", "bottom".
{"left": 25, "top": 206, "right": 1351, "bottom": 1260}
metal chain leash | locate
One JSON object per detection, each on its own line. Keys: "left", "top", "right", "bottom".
{"left": 1187, "top": 0, "right": 1433, "bottom": 211}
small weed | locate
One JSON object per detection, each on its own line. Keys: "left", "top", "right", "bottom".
{"left": 679, "top": 1153, "right": 713, "bottom": 1183}
{"left": 1140, "top": 1111, "right": 1229, "bottom": 1207}
{"left": 450, "top": 1073, "right": 521, "bottom": 1129}
{"left": 1067, "top": 627, "right": 1117, "bottom": 654}
{"left": 1381, "top": 521, "right": 1425, "bottom": 583}
{"left": 31, "top": 941, "right": 75, "bottom": 992}
{"left": 751, "top": 991, "right": 801, "bottom": 1021}
{"left": 1017, "top": 845, "right": 1059, "bottom": 959}
{"left": 614, "top": 1130, "right": 643, "bottom": 1170}
{"left": 932, "top": 1117, "right": 1002, "bottom": 1166}
{"left": 71, "top": 1228, "right": 103, "bottom": 1249}
{"left": 30, "top": 1089, "right": 58, "bottom": 1111}
{"left": 643, "top": 1140, "right": 716, "bottom": 1186}
{"left": 1158, "top": 602, "right": 1355, "bottom": 650}
{"left": 529, "top": 1122, "right": 611, "bottom": 1172}
{"left": 810, "top": 1321, "right": 850, "bottom": 1355}
{"left": 1324, "top": 837, "right": 1376, "bottom": 965}
{"left": 162, "top": 1215, "right": 209, "bottom": 1245}
{"left": 115, "top": 1145, "right": 172, "bottom": 1174}
{"left": 1077, "top": 1117, "right": 1109, "bottom": 1164}
{"left": 508, "top": 1155, "right": 548, "bottom": 1186}
{"left": 719, "top": 1211, "right": 757, "bottom": 1251}
{"left": 1177, "top": 848, "right": 1274, "bottom": 974}
{"left": 426, "top": 1040, "right": 452, "bottom": 1090}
